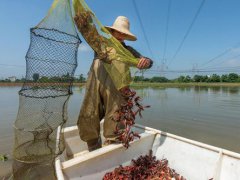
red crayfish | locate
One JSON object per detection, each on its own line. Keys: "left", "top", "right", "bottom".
{"left": 112, "top": 87, "right": 150, "bottom": 148}
{"left": 103, "top": 150, "right": 186, "bottom": 180}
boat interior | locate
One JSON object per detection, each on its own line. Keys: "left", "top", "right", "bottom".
{"left": 56, "top": 123, "right": 240, "bottom": 180}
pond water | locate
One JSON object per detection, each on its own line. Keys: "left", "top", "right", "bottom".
{"left": 0, "top": 85, "right": 240, "bottom": 177}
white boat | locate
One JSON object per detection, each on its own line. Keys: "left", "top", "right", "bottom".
{"left": 55, "top": 123, "right": 240, "bottom": 180}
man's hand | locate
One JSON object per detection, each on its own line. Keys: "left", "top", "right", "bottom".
{"left": 137, "top": 57, "right": 152, "bottom": 69}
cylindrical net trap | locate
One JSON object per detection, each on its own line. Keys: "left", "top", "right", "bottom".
{"left": 13, "top": 0, "right": 81, "bottom": 178}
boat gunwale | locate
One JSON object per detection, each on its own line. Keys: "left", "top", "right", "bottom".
{"left": 134, "top": 124, "right": 240, "bottom": 159}
{"left": 61, "top": 131, "right": 155, "bottom": 170}
{"left": 63, "top": 124, "right": 240, "bottom": 159}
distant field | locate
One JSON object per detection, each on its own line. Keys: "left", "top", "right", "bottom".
{"left": 1, "top": 82, "right": 240, "bottom": 87}
{"left": 0, "top": 82, "right": 85, "bottom": 87}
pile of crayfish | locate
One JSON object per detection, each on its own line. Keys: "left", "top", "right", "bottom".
{"left": 103, "top": 150, "right": 186, "bottom": 180}
{"left": 112, "top": 88, "right": 150, "bottom": 148}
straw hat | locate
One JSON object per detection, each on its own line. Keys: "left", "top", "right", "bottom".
{"left": 105, "top": 16, "right": 137, "bottom": 41}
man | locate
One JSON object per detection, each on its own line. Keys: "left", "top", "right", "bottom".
{"left": 77, "top": 16, "right": 153, "bottom": 151}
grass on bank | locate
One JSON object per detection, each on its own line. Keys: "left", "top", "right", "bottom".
{"left": 130, "top": 82, "right": 240, "bottom": 87}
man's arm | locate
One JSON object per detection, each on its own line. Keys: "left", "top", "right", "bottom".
{"left": 126, "top": 45, "right": 153, "bottom": 69}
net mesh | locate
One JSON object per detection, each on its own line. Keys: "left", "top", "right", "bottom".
{"left": 73, "top": 0, "right": 139, "bottom": 90}
{"left": 13, "top": 0, "right": 81, "bottom": 178}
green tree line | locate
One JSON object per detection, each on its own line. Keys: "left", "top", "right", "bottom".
{"left": 133, "top": 73, "right": 240, "bottom": 83}
{"left": 0, "top": 73, "right": 86, "bottom": 83}
{"left": 2, "top": 73, "right": 240, "bottom": 83}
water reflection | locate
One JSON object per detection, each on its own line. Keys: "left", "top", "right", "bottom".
{"left": 178, "top": 87, "right": 192, "bottom": 92}
{"left": 211, "top": 86, "right": 221, "bottom": 93}
{"left": 135, "top": 87, "right": 169, "bottom": 101}
{"left": 220, "top": 86, "right": 239, "bottom": 94}
{"left": 189, "top": 86, "right": 240, "bottom": 95}
{"left": 135, "top": 88, "right": 150, "bottom": 99}
{"left": 228, "top": 87, "right": 239, "bottom": 94}
{"left": 72, "top": 86, "right": 85, "bottom": 94}
{"left": 193, "top": 86, "right": 209, "bottom": 93}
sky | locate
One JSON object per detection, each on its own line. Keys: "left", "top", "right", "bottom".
{"left": 0, "top": 0, "right": 240, "bottom": 79}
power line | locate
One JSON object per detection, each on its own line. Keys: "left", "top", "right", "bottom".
{"left": 203, "top": 53, "right": 240, "bottom": 69}
{"left": 167, "top": 0, "right": 206, "bottom": 67}
{"left": 145, "top": 69, "right": 240, "bottom": 74}
{"left": 198, "top": 66, "right": 240, "bottom": 71}
{"left": 132, "top": 0, "right": 154, "bottom": 59}
{"left": 162, "top": 0, "right": 172, "bottom": 64}
{"left": 147, "top": 65, "right": 240, "bottom": 74}
{"left": 199, "top": 42, "right": 240, "bottom": 68}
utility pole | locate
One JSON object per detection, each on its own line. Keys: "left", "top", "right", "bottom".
{"left": 160, "top": 59, "right": 167, "bottom": 77}
{"left": 192, "top": 63, "right": 198, "bottom": 77}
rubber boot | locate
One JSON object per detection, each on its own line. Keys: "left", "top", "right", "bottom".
{"left": 87, "top": 137, "right": 102, "bottom": 152}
